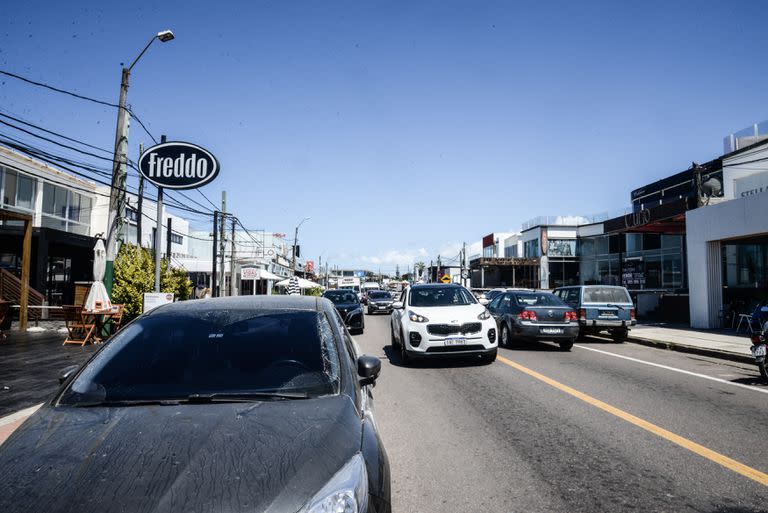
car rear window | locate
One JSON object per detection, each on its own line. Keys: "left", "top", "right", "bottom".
{"left": 514, "top": 293, "right": 566, "bottom": 307}
{"left": 583, "top": 287, "right": 632, "bottom": 304}
{"left": 368, "top": 291, "right": 391, "bottom": 299}
{"left": 60, "top": 310, "right": 341, "bottom": 405}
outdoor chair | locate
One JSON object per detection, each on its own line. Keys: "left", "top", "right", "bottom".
{"left": 62, "top": 305, "right": 96, "bottom": 346}
{"left": 0, "top": 300, "right": 10, "bottom": 340}
{"left": 109, "top": 304, "right": 125, "bottom": 334}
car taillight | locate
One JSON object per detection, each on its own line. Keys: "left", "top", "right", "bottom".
{"left": 579, "top": 308, "right": 586, "bottom": 321}
{"left": 519, "top": 310, "right": 537, "bottom": 321}
{"left": 564, "top": 311, "right": 577, "bottom": 321}
{"left": 630, "top": 308, "right": 636, "bottom": 320}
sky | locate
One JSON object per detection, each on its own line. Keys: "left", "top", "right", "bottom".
{"left": 2, "top": 0, "right": 768, "bottom": 273}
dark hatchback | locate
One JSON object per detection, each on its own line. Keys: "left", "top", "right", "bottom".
{"left": 323, "top": 289, "right": 365, "bottom": 334}
{"left": 0, "top": 296, "right": 390, "bottom": 513}
{"left": 488, "top": 290, "right": 579, "bottom": 351}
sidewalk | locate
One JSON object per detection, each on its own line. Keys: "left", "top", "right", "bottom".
{"left": 0, "top": 329, "right": 96, "bottom": 418}
{"left": 627, "top": 323, "right": 754, "bottom": 363}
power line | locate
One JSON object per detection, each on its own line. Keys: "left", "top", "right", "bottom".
{"left": 0, "top": 110, "right": 114, "bottom": 155}
{"left": 0, "top": 68, "right": 158, "bottom": 144}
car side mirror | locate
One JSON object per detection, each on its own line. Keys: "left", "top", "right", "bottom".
{"left": 479, "top": 298, "right": 490, "bottom": 306}
{"left": 357, "top": 355, "right": 381, "bottom": 386}
{"left": 392, "top": 301, "right": 404, "bottom": 309}
{"left": 58, "top": 365, "right": 79, "bottom": 385}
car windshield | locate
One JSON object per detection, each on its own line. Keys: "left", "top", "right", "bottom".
{"left": 324, "top": 290, "right": 359, "bottom": 304}
{"left": 583, "top": 287, "right": 632, "bottom": 304}
{"left": 368, "top": 291, "right": 391, "bottom": 299}
{"left": 515, "top": 293, "right": 566, "bottom": 307}
{"left": 59, "top": 309, "right": 341, "bottom": 405}
{"left": 409, "top": 286, "right": 476, "bottom": 307}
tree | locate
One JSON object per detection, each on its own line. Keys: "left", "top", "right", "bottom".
{"left": 415, "top": 261, "right": 426, "bottom": 281}
{"left": 112, "top": 243, "right": 192, "bottom": 321}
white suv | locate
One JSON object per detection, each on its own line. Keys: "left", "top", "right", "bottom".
{"left": 390, "top": 284, "right": 498, "bottom": 365}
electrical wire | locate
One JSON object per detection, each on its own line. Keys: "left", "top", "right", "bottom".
{"left": 0, "top": 69, "right": 158, "bottom": 144}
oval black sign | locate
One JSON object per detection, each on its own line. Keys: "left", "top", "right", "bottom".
{"left": 138, "top": 141, "right": 219, "bottom": 190}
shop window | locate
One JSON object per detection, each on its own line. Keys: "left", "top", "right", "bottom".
{"left": 548, "top": 239, "right": 576, "bottom": 257}
{"left": 17, "top": 174, "right": 35, "bottom": 209}
{"left": 67, "top": 190, "right": 81, "bottom": 221}
{"left": 609, "top": 235, "right": 622, "bottom": 254}
{"left": 626, "top": 234, "right": 642, "bottom": 254}
{"left": 3, "top": 169, "right": 17, "bottom": 206}
{"left": 662, "top": 234, "right": 682, "bottom": 250}
{"left": 645, "top": 255, "right": 662, "bottom": 289}
{"left": 171, "top": 233, "right": 183, "bottom": 244}
{"left": 643, "top": 233, "right": 661, "bottom": 251}
{"left": 662, "top": 253, "right": 684, "bottom": 289}
{"left": 579, "top": 238, "right": 594, "bottom": 257}
{"left": 595, "top": 236, "right": 609, "bottom": 255}
{"left": 524, "top": 239, "right": 539, "bottom": 258}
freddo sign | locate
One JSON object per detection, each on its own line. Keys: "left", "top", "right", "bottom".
{"left": 138, "top": 141, "right": 219, "bottom": 190}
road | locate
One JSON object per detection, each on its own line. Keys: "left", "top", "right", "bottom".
{"left": 356, "top": 313, "right": 768, "bottom": 512}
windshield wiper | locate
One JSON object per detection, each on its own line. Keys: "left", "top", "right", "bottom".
{"left": 186, "top": 391, "right": 309, "bottom": 403}
{"left": 606, "top": 303, "right": 626, "bottom": 310}
{"left": 69, "top": 399, "right": 184, "bottom": 407}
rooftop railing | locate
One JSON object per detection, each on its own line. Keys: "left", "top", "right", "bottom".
{"left": 723, "top": 121, "right": 768, "bottom": 154}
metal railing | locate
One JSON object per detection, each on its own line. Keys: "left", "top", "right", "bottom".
{"left": 0, "top": 268, "right": 45, "bottom": 320}
{"left": 723, "top": 120, "right": 768, "bottom": 154}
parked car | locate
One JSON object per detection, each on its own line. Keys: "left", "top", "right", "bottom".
{"left": 0, "top": 296, "right": 391, "bottom": 513}
{"left": 553, "top": 285, "right": 636, "bottom": 342}
{"left": 323, "top": 289, "right": 365, "bottom": 334}
{"left": 478, "top": 287, "right": 534, "bottom": 304}
{"left": 367, "top": 290, "right": 395, "bottom": 315}
{"left": 487, "top": 290, "right": 579, "bottom": 351}
{"left": 390, "top": 283, "right": 497, "bottom": 365}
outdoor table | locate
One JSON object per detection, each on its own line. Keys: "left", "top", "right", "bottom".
{"left": 83, "top": 306, "right": 121, "bottom": 343}
{"left": 735, "top": 313, "right": 754, "bottom": 334}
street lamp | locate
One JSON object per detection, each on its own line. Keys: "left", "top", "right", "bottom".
{"left": 291, "top": 217, "right": 311, "bottom": 276}
{"left": 104, "top": 30, "right": 174, "bottom": 296}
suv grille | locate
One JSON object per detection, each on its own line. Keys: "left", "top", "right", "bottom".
{"left": 427, "top": 322, "right": 482, "bottom": 336}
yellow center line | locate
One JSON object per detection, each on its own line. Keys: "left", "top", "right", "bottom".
{"left": 496, "top": 355, "right": 768, "bottom": 487}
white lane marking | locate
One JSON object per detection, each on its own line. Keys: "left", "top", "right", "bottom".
{"left": 574, "top": 345, "right": 768, "bottom": 396}
{"left": 0, "top": 403, "right": 43, "bottom": 427}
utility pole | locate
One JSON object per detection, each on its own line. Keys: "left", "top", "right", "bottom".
{"left": 462, "top": 242, "right": 467, "bottom": 288}
{"left": 136, "top": 143, "right": 144, "bottom": 246}
{"left": 212, "top": 211, "right": 218, "bottom": 297}
{"left": 166, "top": 217, "right": 173, "bottom": 265}
{"left": 290, "top": 217, "right": 310, "bottom": 277}
{"left": 229, "top": 215, "right": 236, "bottom": 296}
{"left": 437, "top": 255, "right": 442, "bottom": 279}
{"left": 104, "top": 68, "right": 131, "bottom": 297}
{"left": 219, "top": 191, "right": 227, "bottom": 297}
{"left": 153, "top": 135, "right": 166, "bottom": 293}
{"left": 103, "top": 30, "right": 174, "bottom": 297}
{"left": 429, "top": 260, "right": 433, "bottom": 282}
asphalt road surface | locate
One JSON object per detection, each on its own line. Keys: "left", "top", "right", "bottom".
{"left": 356, "top": 313, "right": 768, "bottom": 513}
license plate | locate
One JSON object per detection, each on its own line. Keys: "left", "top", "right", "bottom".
{"left": 599, "top": 310, "right": 616, "bottom": 318}
{"left": 444, "top": 337, "right": 466, "bottom": 346}
{"left": 751, "top": 345, "right": 767, "bottom": 357}
{"left": 540, "top": 328, "right": 563, "bottom": 335}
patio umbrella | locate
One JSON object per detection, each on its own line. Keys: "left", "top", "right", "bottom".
{"left": 84, "top": 239, "right": 112, "bottom": 311}
{"left": 276, "top": 277, "right": 324, "bottom": 291}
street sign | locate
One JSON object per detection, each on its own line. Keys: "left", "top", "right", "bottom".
{"left": 143, "top": 292, "right": 174, "bottom": 313}
{"left": 138, "top": 141, "right": 220, "bottom": 189}
{"left": 461, "top": 270, "right": 469, "bottom": 279}
{"left": 440, "top": 274, "right": 451, "bottom": 283}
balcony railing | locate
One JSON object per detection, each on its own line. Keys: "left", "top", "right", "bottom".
{"left": 723, "top": 121, "right": 768, "bottom": 154}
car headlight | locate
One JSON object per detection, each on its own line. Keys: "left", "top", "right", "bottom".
{"left": 408, "top": 310, "right": 429, "bottom": 323}
{"left": 477, "top": 309, "right": 491, "bottom": 320}
{"left": 304, "top": 453, "right": 368, "bottom": 513}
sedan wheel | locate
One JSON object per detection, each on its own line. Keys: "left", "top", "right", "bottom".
{"left": 400, "top": 332, "right": 410, "bottom": 366}
{"left": 559, "top": 339, "right": 574, "bottom": 352}
{"left": 501, "top": 325, "right": 510, "bottom": 348}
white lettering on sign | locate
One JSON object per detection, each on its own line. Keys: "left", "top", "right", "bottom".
{"left": 139, "top": 142, "right": 219, "bottom": 190}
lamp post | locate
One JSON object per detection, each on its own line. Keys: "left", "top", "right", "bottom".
{"left": 290, "top": 217, "right": 310, "bottom": 276}
{"left": 104, "top": 30, "right": 174, "bottom": 297}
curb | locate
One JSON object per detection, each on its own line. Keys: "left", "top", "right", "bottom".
{"left": 627, "top": 336, "right": 754, "bottom": 365}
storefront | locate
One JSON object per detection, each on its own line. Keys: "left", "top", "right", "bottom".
{"left": 687, "top": 187, "right": 768, "bottom": 328}
{"left": 579, "top": 197, "right": 692, "bottom": 321}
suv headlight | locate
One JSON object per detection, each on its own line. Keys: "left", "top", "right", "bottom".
{"left": 408, "top": 310, "right": 429, "bottom": 323}
{"left": 303, "top": 453, "right": 368, "bottom": 513}
{"left": 477, "top": 309, "right": 491, "bottom": 320}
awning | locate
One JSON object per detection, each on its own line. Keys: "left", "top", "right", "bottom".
{"left": 257, "top": 269, "right": 282, "bottom": 281}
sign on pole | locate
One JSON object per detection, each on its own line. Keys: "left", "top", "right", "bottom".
{"left": 138, "top": 141, "right": 220, "bottom": 190}
{"left": 440, "top": 274, "right": 451, "bottom": 284}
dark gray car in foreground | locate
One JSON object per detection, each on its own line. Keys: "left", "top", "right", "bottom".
{"left": 0, "top": 296, "right": 390, "bottom": 513}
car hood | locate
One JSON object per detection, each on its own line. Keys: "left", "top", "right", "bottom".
{"left": 409, "top": 304, "right": 486, "bottom": 323}
{"left": 0, "top": 396, "right": 362, "bottom": 513}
